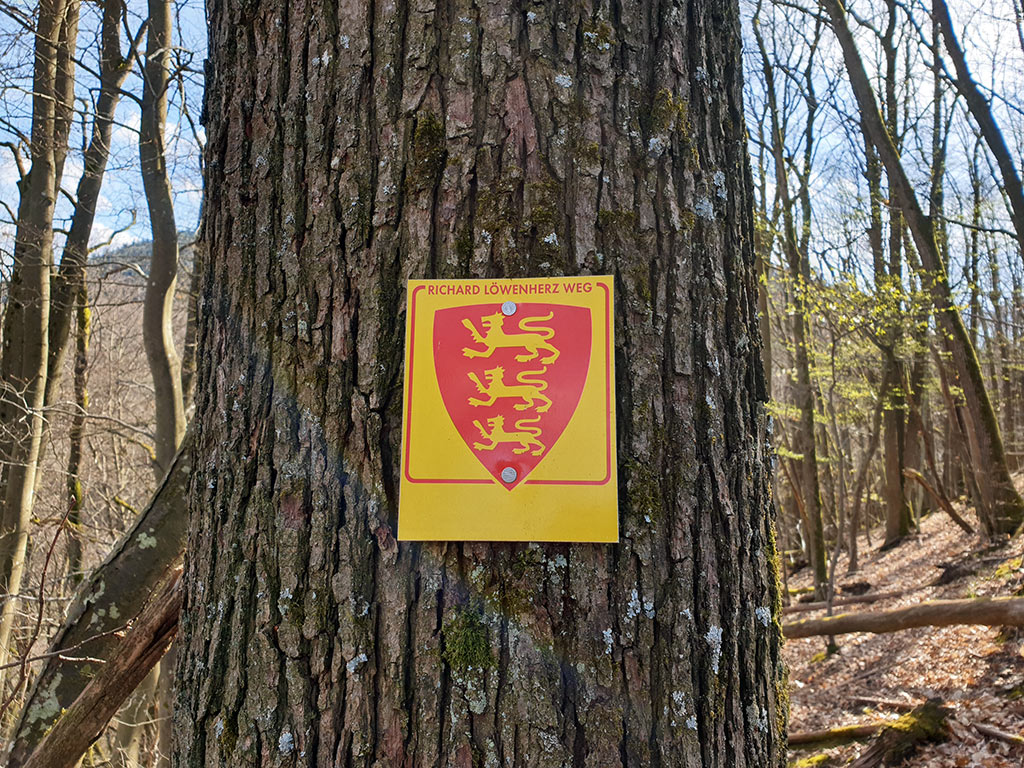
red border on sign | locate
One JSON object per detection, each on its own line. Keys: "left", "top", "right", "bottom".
{"left": 403, "top": 281, "right": 613, "bottom": 486}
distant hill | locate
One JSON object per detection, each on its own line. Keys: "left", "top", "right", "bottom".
{"left": 89, "top": 232, "right": 197, "bottom": 284}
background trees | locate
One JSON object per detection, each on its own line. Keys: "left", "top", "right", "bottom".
{"left": 746, "top": 0, "right": 1024, "bottom": 601}
{"left": 0, "top": 0, "right": 200, "bottom": 762}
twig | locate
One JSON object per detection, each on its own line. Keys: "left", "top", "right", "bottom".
{"left": 974, "top": 722, "right": 1024, "bottom": 745}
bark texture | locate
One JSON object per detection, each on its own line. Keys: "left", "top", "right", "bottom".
{"left": 176, "top": 1, "right": 784, "bottom": 766}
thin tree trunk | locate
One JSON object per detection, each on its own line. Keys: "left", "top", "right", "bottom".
{"left": 65, "top": 279, "right": 90, "bottom": 583}
{"left": 0, "top": 0, "right": 73, "bottom": 682}
{"left": 135, "top": 1, "right": 186, "bottom": 757}
{"left": 45, "top": 0, "right": 139, "bottom": 406}
{"left": 934, "top": 0, "right": 1024, "bottom": 266}
{"left": 51, "top": 0, "right": 80, "bottom": 194}
{"left": 878, "top": 0, "right": 910, "bottom": 547}
{"left": 140, "top": 0, "right": 185, "bottom": 475}
{"left": 847, "top": 388, "right": 885, "bottom": 573}
{"left": 987, "top": 239, "right": 1017, "bottom": 470}
{"left": 754, "top": 9, "right": 828, "bottom": 597}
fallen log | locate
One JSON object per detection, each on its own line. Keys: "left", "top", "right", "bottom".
{"left": 21, "top": 568, "right": 182, "bottom": 768}
{"left": 788, "top": 723, "right": 881, "bottom": 749}
{"left": 783, "top": 597, "right": 1024, "bottom": 639}
{"left": 849, "top": 700, "right": 949, "bottom": 768}
{"left": 782, "top": 588, "right": 913, "bottom": 615}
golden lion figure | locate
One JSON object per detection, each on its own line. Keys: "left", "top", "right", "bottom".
{"left": 467, "top": 366, "right": 552, "bottom": 413}
{"left": 461, "top": 311, "right": 560, "bottom": 363}
{"left": 472, "top": 416, "right": 546, "bottom": 456}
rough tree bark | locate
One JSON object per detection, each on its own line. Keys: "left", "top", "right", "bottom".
{"left": 174, "top": 1, "right": 785, "bottom": 766}
{"left": 822, "top": 0, "right": 1024, "bottom": 537}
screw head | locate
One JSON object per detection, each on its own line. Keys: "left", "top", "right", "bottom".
{"left": 501, "top": 301, "right": 517, "bottom": 316}
{"left": 500, "top": 467, "right": 518, "bottom": 483}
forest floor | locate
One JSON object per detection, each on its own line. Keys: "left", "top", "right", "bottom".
{"left": 785, "top": 477, "right": 1024, "bottom": 767}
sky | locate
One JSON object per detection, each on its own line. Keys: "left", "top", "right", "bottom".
{"left": 0, "top": 0, "right": 207, "bottom": 263}
{"left": 740, "top": 0, "right": 1024, "bottom": 304}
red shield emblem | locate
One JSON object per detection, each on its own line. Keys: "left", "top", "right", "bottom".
{"left": 433, "top": 303, "right": 592, "bottom": 489}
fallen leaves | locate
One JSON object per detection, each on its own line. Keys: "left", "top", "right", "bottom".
{"left": 785, "top": 490, "right": 1024, "bottom": 766}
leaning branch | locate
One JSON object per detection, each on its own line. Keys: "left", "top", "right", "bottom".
{"left": 22, "top": 568, "right": 182, "bottom": 768}
{"left": 902, "top": 468, "right": 974, "bottom": 534}
{"left": 783, "top": 597, "right": 1024, "bottom": 638}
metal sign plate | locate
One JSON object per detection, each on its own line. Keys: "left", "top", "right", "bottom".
{"left": 398, "top": 276, "right": 618, "bottom": 542}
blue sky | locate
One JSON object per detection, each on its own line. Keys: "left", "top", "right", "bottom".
{"left": 0, "top": 0, "right": 207, "bottom": 261}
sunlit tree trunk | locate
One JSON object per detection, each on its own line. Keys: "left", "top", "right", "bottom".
{"left": 752, "top": 6, "right": 827, "bottom": 597}
{"left": 0, "top": 0, "right": 73, "bottom": 683}
{"left": 141, "top": 0, "right": 186, "bottom": 476}
{"left": 173, "top": 1, "right": 786, "bottom": 766}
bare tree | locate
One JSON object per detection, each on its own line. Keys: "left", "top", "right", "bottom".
{"left": 140, "top": 0, "right": 186, "bottom": 476}
{"left": 0, "top": 0, "right": 76, "bottom": 681}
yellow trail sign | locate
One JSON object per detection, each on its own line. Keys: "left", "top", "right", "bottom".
{"left": 398, "top": 276, "right": 618, "bottom": 542}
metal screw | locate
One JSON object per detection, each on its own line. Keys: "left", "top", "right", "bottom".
{"left": 501, "top": 301, "right": 517, "bottom": 316}
{"left": 501, "top": 467, "right": 518, "bottom": 483}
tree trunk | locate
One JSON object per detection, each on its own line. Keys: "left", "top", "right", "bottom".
{"left": 934, "top": 0, "right": 1024, "bottom": 266}
{"left": 753, "top": 11, "right": 827, "bottom": 598}
{"left": 822, "top": 0, "right": 1024, "bottom": 537}
{"left": 65, "top": 278, "right": 90, "bottom": 582}
{"left": 6, "top": 441, "right": 191, "bottom": 766}
{"left": 141, "top": 0, "right": 186, "bottom": 475}
{"left": 45, "top": 0, "right": 137, "bottom": 407}
{"left": 847, "top": 372, "right": 885, "bottom": 573}
{"left": 20, "top": 569, "right": 182, "bottom": 768}
{"left": 174, "top": 1, "right": 785, "bottom": 766}
{"left": 0, "top": 0, "right": 72, "bottom": 681}
{"left": 783, "top": 596, "right": 1024, "bottom": 639}
{"left": 987, "top": 242, "right": 1017, "bottom": 470}
{"left": 878, "top": 0, "right": 911, "bottom": 547}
